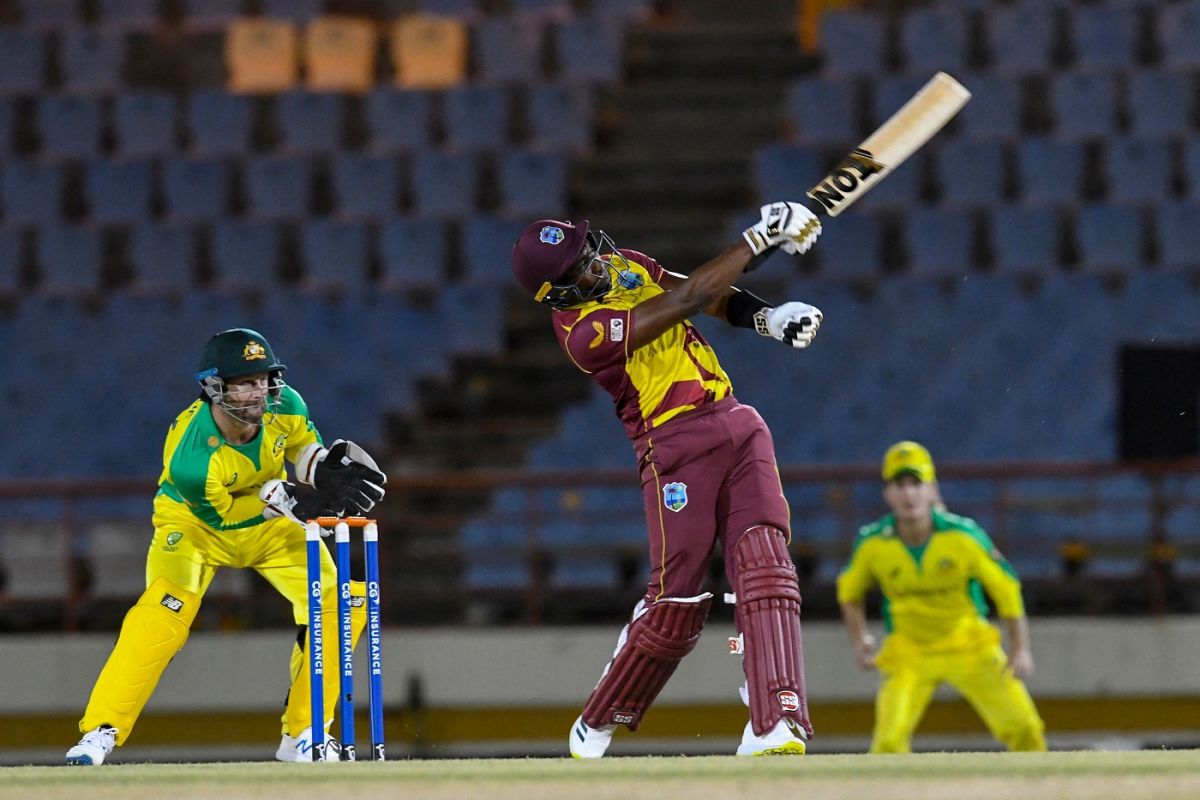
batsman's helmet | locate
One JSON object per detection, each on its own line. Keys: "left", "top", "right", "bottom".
{"left": 511, "top": 218, "right": 594, "bottom": 308}
{"left": 196, "top": 328, "right": 286, "bottom": 383}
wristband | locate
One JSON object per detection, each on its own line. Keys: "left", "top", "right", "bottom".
{"left": 725, "top": 289, "right": 773, "bottom": 331}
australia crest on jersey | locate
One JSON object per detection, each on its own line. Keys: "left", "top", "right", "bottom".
{"left": 539, "top": 226, "right": 565, "bottom": 245}
{"left": 663, "top": 482, "right": 688, "bottom": 512}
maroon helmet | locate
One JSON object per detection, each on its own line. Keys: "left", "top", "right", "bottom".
{"left": 512, "top": 218, "right": 619, "bottom": 309}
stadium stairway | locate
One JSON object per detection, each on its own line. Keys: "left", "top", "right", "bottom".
{"left": 573, "top": 0, "right": 811, "bottom": 269}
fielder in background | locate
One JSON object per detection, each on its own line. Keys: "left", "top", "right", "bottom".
{"left": 511, "top": 202, "right": 823, "bottom": 757}
{"left": 838, "top": 441, "right": 1047, "bottom": 753}
{"left": 65, "top": 328, "right": 387, "bottom": 765}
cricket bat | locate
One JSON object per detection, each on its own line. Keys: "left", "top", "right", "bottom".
{"left": 804, "top": 72, "right": 971, "bottom": 217}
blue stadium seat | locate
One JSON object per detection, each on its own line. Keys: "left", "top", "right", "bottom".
{"left": 0, "top": 30, "right": 45, "bottom": 95}
{"left": 438, "top": 284, "right": 504, "bottom": 353}
{"left": 212, "top": 221, "right": 280, "bottom": 289}
{"left": 555, "top": 14, "right": 622, "bottom": 83}
{"left": 475, "top": 15, "right": 544, "bottom": 83}
{"left": 815, "top": 214, "right": 880, "bottom": 279}
{"left": 276, "top": 91, "right": 343, "bottom": 154}
{"left": 1076, "top": 204, "right": 1143, "bottom": 273}
{"left": 905, "top": 208, "right": 974, "bottom": 276}
{"left": 261, "top": 0, "right": 323, "bottom": 22}
{"left": 442, "top": 85, "right": 510, "bottom": 150}
{"left": 1, "top": 162, "right": 62, "bottom": 224}
{"left": 856, "top": 152, "right": 922, "bottom": 211}
{"left": 989, "top": 205, "right": 1060, "bottom": 274}
{"left": 499, "top": 151, "right": 568, "bottom": 217}
{"left": 130, "top": 223, "right": 195, "bottom": 290}
{"left": 417, "top": 0, "right": 479, "bottom": 17}
{"left": 364, "top": 88, "right": 433, "bottom": 153}
{"left": 245, "top": 156, "right": 312, "bottom": 220}
{"left": 1154, "top": 202, "right": 1200, "bottom": 271}
{"left": 819, "top": 9, "right": 885, "bottom": 76}
{"left": 301, "top": 220, "right": 370, "bottom": 288}
{"left": 1159, "top": 0, "right": 1200, "bottom": 69}
{"left": 552, "top": 558, "right": 618, "bottom": 589}
{"left": 60, "top": 30, "right": 124, "bottom": 95}
{"left": 187, "top": 91, "right": 252, "bottom": 156}
{"left": 956, "top": 73, "right": 1020, "bottom": 141}
{"left": 1106, "top": 138, "right": 1172, "bottom": 204}
{"left": 464, "top": 558, "right": 529, "bottom": 591}
{"left": 785, "top": 75, "right": 857, "bottom": 145}
{"left": 0, "top": 230, "right": 21, "bottom": 293}
{"left": 899, "top": 7, "right": 967, "bottom": 75}
{"left": 870, "top": 74, "right": 927, "bottom": 131}
{"left": 180, "top": 0, "right": 242, "bottom": 31}
{"left": 379, "top": 218, "right": 445, "bottom": 286}
{"left": 37, "top": 96, "right": 101, "bottom": 159}
{"left": 1052, "top": 73, "right": 1118, "bottom": 139}
{"left": 986, "top": 2, "right": 1053, "bottom": 75}
{"left": 16, "top": 0, "right": 79, "bottom": 30}
{"left": 114, "top": 92, "right": 178, "bottom": 158}
{"left": 1072, "top": 6, "right": 1136, "bottom": 71}
{"left": 331, "top": 153, "right": 400, "bottom": 220}
{"left": 937, "top": 140, "right": 1006, "bottom": 207}
{"left": 36, "top": 226, "right": 102, "bottom": 293}
{"left": 752, "top": 144, "right": 824, "bottom": 202}
{"left": 1186, "top": 139, "right": 1200, "bottom": 200}
{"left": 1129, "top": 71, "right": 1191, "bottom": 138}
{"left": 1017, "top": 137, "right": 1083, "bottom": 206}
{"left": 412, "top": 151, "right": 479, "bottom": 217}
{"left": 0, "top": 101, "right": 11, "bottom": 158}
{"left": 163, "top": 158, "right": 229, "bottom": 221}
{"left": 528, "top": 83, "right": 593, "bottom": 151}
{"left": 86, "top": 160, "right": 152, "bottom": 223}
{"left": 513, "top": 0, "right": 570, "bottom": 18}
{"left": 96, "top": 0, "right": 160, "bottom": 31}
{"left": 463, "top": 216, "right": 526, "bottom": 283}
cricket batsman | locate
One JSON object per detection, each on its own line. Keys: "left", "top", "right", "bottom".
{"left": 65, "top": 328, "right": 387, "bottom": 765}
{"left": 838, "top": 441, "right": 1047, "bottom": 753}
{"left": 511, "top": 202, "right": 823, "bottom": 756}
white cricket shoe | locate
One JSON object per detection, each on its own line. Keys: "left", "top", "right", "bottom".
{"left": 736, "top": 717, "right": 807, "bottom": 756}
{"left": 65, "top": 725, "right": 118, "bottom": 766}
{"left": 276, "top": 727, "right": 341, "bottom": 762}
{"left": 569, "top": 715, "right": 617, "bottom": 759}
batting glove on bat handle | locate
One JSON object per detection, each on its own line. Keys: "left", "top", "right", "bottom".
{"left": 754, "top": 302, "right": 823, "bottom": 349}
{"left": 743, "top": 201, "right": 823, "bottom": 263}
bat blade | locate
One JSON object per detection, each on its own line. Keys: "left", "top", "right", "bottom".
{"left": 806, "top": 72, "right": 971, "bottom": 217}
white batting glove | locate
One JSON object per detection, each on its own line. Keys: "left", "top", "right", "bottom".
{"left": 742, "top": 201, "right": 822, "bottom": 256}
{"left": 754, "top": 302, "right": 823, "bottom": 349}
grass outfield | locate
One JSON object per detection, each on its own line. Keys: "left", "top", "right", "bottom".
{"left": 3, "top": 750, "right": 1199, "bottom": 800}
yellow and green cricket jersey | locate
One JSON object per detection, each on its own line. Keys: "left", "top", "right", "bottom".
{"left": 837, "top": 509, "right": 1025, "bottom": 651}
{"left": 153, "top": 386, "right": 322, "bottom": 531}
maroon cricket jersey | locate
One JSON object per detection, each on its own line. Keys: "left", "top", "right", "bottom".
{"left": 551, "top": 249, "right": 733, "bottom": 438}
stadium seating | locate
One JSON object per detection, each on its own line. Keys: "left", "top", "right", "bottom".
{"left": 1159, "top": 0, "right": 1200, "bottom": 69}
{"left": 989, "top": 205, "right": 1061, "bottom": 274}
{"left": 499, "top": 151, "right": 569, "bottom": 217}
{"left": 986, "top": 2, "right": 1054, "bottom": 75}
{"left": 130, "top": 223, "right": 196, "bottom": 291}
{"left": 899, "top": 7, "right": 967, "bottom": 75}
{"left": 60, "top": 31, "right": 125, "bottom": 95}
{"left": 276, "top": 91, "right": 344, "bottom": 154}
{"left": 163, "top": 158, "right": 230, "bottom": 222}
{"left": 1075, "top": 204, "right": 1144, "bottom": 273}
{"left": 304, "top": 16, "right": 377, "bottom": 92}
{"left": 0, "top": 230, "right": 21, "bottom": 294}
{"left": 114, "top": 92, "right": 179, "bottom": 158}
{"left": 1105, "top": 138, "right": 1173, "bottom": 204}
{"left": 528, "top": 83, "right": 594, "bottom": 151}
{"left": 442, "top": 85, "right": 511, "bottom": 150}
{"left": 96, "top": 0, "right": 159, "bottom": 31}
{"left": 0, "top": 29, "right": 44, "bottom": 95}
{"left": 300, "top": 220, "right": 371, "bottom": 289}
{"left": 262, "top": 0, "right": 323, "bottom": 23}
{"left": 1053, "top": 73, "right": 1118, "bottom": 139}
{"left": 904, "top": 207, "right": 975, "bottom": 277}
{"left": 956, "top": 73, "right": 1021, "bottom": 141}
{"left": 462, "top": 216, "right": 527, "bottom": 283}
{"left": 187, "top": 92, "right": 253, "bottom": 156}
{"left": 389, "top": 15, "right": 468, "bottom": 89}
{"left": 36, "top": 226, "right": 103, "bottom": 294}
{"left": 412, "top": 151, "right": 480, "bottom": 217}
{"left": 753, "top": 144, "right": 824, "bottom": 203}
{"left": 37, "top": 96, "right": 102, "bottom": 160}
{"left": 0, "top": 101, "right": 11, "bottom": 158}
{"left": 211, "top": 221, "right": 280, "bottom": 289}
{"left": 1128, "top": 70, "right": 1191, "bottom": 138}
{"left": 937, "top": 140, "right": 1007, "bottom": 208}
{"left": 331, "top": 153, "right": 402, "bottom": 220}
{"left": 181, "top": 0, "right": 242, "bottom": 32}
{"left": 1071, "top": 5, "right": 1137, "bottom": 71}
{"left": 226, "top": 18, "right": 300, "bottom": 93}
{"left": 244, "top": 156, "right": 313, "bottom": 220}
{"left": 16, "top": 0, "right": 78, "bottom": 30}
{"left": 475, "top": 15, "right": 544, "bottom": 84}
{"left": 818, "top": 9, "right": 885, "bottom": 76}
{"left": 85, "top": 160, "right": 153, "bottom": 224}
{"left": 365, "top": 88, "right": 434, "bottom": 152}
{"left": 1017, "top": 137, "right": 1084, "bottom": 206}
{"left": 555, "top": 14, "right": 623, "bottom": 83}
{"left": 785, "top": 76, "right": 858, "bottom": 145}
{"left": 379, "top": 218, "right": 446, "bottom": 287}
{"left": 814, "top": 213, "right": 882, "bottom": 279}
{"left": 1154, "top": 202, "right": 1200, "bottom": 271}
{"left": 1, "top": 162, "right": 62, "bottom": 224}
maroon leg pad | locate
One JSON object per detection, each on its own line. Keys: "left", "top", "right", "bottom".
{"left": 733, "top": 526, "right": 812, "bottom": 737}
{"left": 581, "top": 594, "right": 713, "bottom": 731}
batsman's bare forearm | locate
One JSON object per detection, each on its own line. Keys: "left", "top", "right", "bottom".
{"left": 630, "top": 241, "right": 755, "bottom": 348}
{"left": 840, "top": 601, "right": 870, "bottom": 643}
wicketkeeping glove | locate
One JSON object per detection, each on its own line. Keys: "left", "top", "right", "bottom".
{"left": 742, "top": 201, "right": 823, "bottom": 259}
{"left": 754, "top": 302, "right": 823, "bottom": 349}
{"left": 309, "top": 439, "right": 387, "bottom": 514}
{"left": 260, "top": 479, "right": 344, "bottom": 525}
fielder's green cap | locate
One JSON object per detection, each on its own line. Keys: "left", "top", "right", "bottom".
{"left": 882, "top": 441, "right": 936, "bottom": 483}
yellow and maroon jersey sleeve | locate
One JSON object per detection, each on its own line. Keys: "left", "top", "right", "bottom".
{"left": 553, "top": 249, "right": 733, "bottom": 438}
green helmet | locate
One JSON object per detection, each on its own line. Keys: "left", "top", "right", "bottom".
{"left": 196, "top": 328, "right": 286, "bottom": 383}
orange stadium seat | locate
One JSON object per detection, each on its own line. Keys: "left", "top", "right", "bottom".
{"left": 226, "top": 18, "right": 299, "bottom": 94}
{"left": 389, "top": 14, "right": 467, "bottom": 89}
{"left": 305, "top": 16, "right": 378, "bottom": 93}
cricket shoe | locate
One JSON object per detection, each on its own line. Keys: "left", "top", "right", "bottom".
{"left": 736, "top": 717, "right": 807, "bottom": 756}
{"left": 65, "top": 725, "right": 118, "bottom": 766}
{"left": 569, "top": 716, "right": 617, "bottom": 759}
{"left": 276, "top": 727, "right": 342, "bottom": 762}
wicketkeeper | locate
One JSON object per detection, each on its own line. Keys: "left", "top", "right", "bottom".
{"left": 838, "top": 441, "right": 1047, "bottom": 753}
{"left": 65, "top": 328, "right": 387, "bottom": 765}
{"left": 511, "top": 202, "right": 824, "bottom": 756}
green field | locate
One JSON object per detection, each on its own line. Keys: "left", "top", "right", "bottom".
{"left": 3, "top": 750, "right": 1198, "bottom": 800}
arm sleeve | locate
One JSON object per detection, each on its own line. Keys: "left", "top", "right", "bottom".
{"left": 562, "top": 307, "right": 634, "bottom": 374}
{"left": 966, "top": 532, "right": 1026, "bottom": 619}
{"left": 836, "top": 536, "right": 876, "bottom": 605}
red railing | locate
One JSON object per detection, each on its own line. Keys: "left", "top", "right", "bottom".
{"left": 0, "top": 459, "right": 1198, "bottom": 628}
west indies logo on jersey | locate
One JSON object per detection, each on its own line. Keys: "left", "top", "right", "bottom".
{"left": 663, "top": 482, "right": 688, "bottom": 512}
{"left": 616, "top": 269, "right": 642, "bottom": 290}
{"left": 539, "top": 226, "right": 565, "bottom": 245}
{"left": 243, "top": 341, "right": 267, "bottom": 361}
